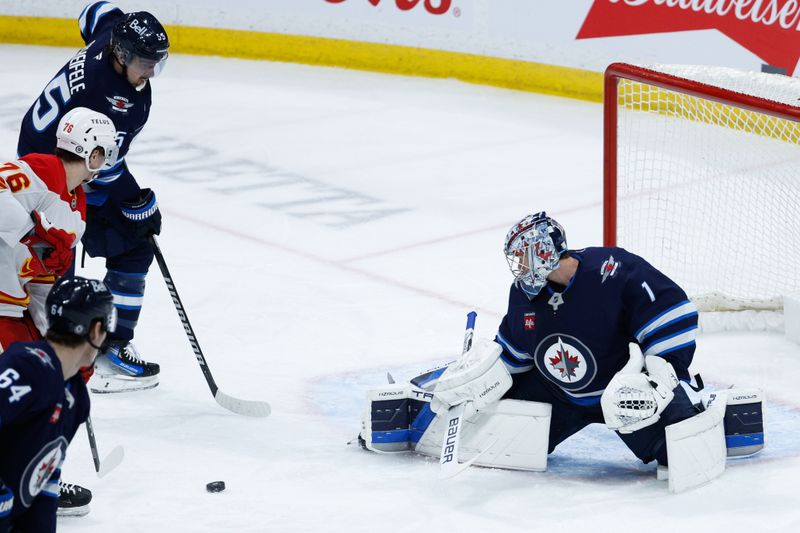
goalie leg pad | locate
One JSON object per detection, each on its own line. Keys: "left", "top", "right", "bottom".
{"left": 724, "top": 388, "right": 765, "bottom": 457}
{"left": 415, "top": 399, "right": 552, "bottom": 471}
{"left": 664, "top": 391, "right": 727, "bottom": 493}
{"left": 360, "top": 384, "right": 414, "bottom": 453}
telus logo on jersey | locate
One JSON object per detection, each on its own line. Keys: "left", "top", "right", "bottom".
{"left": 534, "top": 334, "right": 598, "bottom": 392}
{"left": 577, "top": 0, "right": 800, "bottom": 75}
{"left": 325, "top": 0, "right": 454, "bottom": 15}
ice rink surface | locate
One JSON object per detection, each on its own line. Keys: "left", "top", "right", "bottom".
{"left": 1, "top": 45, "right": 799, "bottom": 532}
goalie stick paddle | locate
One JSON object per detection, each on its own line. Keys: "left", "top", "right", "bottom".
{"left": 438, "top": 311, "right": 477, "bottom": 479}
{"left": 85, "top": 415, "right": 124, "bottom": 478}
{"left": 150, "top": 236, "right": 271, "bottom": 417}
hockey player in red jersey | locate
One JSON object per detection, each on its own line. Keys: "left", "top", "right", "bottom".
{"left": 0, "top": 106, "right": 117, "bottom": 349}
{"left": 0, "top": 106, "right": 117, "bottom": 516}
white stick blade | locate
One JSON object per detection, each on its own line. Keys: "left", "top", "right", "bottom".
{"left": 215, "top": 390, "right": 271, "bottom": 417}
{"left": 97, "top": 446, "right": 125, "bottom": 478}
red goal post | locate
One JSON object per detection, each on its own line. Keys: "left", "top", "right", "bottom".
{"left": 603, "top": 63, "right": 800, "bottom": 317}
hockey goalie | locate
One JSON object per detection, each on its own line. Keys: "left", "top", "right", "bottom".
{"left": 359, "top": 211, "right": 765, "bottom": 493}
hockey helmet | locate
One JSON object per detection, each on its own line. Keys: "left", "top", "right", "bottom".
{"left": 504, "top": 211, "right": 567, "bottom": 299}
{"left": 56, "top": 107, "right": 119, "bottom": 174}
{"left": 111, "top": 11, "right": 169, "bottom": 76}
{"left": 46, "top": 276, "right": 116, "bottom": 338}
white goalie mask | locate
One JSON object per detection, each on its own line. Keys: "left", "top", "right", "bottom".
{"left": 504, "top": 212, "right": 568, "bottom": 299}
{"left": 56, "top": 107, "right": 119, "bottom": 175}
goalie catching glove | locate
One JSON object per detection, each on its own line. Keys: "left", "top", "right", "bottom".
{"left": 430, "top": 338, "right": 513, "bottom": 417}
{"left": 601, "top": 354, "right": 680, "bottom": 434}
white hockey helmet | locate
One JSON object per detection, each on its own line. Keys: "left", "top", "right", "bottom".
{"left": 504, "top": 211, "right": 568, "bottom": 299}
{"left": 56, "top": 107, "right": 119, "bottom": 173}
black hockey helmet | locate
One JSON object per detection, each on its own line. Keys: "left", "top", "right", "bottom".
{"left": 46, "top": 276, "right": 116, "bottom": 338}
{"left": 110, "top": 11, "right": 169, "bottom": 65}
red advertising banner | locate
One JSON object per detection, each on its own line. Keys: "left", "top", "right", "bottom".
{"left": 325, "top": 0, "right": 454, "bottom": 15}
{"left": 577, "top": 0, "right": 800, "bottom": 75}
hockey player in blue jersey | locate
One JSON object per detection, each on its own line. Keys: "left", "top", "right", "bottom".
{"left": 0, "top": 276, "right": 116, "bottom": 532}
{"left": 18, "top": 2, "right": 168, "bottom": 395}
{"left": 360, "top": 211, "right": 760, "bottom": 488}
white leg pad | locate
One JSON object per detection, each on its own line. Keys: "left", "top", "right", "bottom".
{"left": 415, "top": 399, "right": 551, "bottom": 471}
{"left": 665, "top": 392, "right": 727, "bottom": 493}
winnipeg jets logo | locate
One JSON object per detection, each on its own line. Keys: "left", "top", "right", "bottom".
{"left": 25, "top": 346, "right": 54, "bottom": 370}
{"left": 600, "top": 255, "right": 620, "bottom": 283}
{"left": 106, "top": 95, "right": 134, "bottom": 113}
{"left": 20, "top": 437, "right": 68, "bottom": 507}
{"left": 534, "top": 334, "right": 597, "bottom": 392}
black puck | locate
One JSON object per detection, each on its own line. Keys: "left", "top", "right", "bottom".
{"left": 206, "top": 481, "right": 226, "bottom": 493}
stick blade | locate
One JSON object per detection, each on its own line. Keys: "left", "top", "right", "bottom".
{"left": 215, "top": 390, "right": 271, "bottom": 417}
{"left": 97, "top": 446, "right": 125, "bottom": 478}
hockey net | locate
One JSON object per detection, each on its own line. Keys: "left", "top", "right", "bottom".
{"left": 604, "top": 63, "right": 800, "bottom": 331}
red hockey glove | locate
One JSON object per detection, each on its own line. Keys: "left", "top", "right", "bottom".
{"left": 19, "top": 211, "right": 76, "bottom": 276}
{"left": 79, "top": 365, "right": 95, "bottom": 384}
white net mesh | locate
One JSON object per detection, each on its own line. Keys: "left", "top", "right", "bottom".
{"left": 614, "top": 65, "right": 800, "bottom": 313}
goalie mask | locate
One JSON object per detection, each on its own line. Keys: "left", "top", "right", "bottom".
{"left": 504, "top": 212, "right": 567, "bottom": 299}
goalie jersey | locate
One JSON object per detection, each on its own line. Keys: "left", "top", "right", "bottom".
{"left": 0, "top": 341, "right": 90, "bottom": 532}
{"left": 496, "top": 247, "right": 698, "bottom": 407}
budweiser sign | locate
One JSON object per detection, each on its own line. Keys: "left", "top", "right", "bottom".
{"left": 577, "top": 0, "right": 800, "bottom": 75}
{"left": 325, "top": 0, "right": 453, "bottom": 15}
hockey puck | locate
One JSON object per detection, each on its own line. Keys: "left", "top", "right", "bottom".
{"left": 206, "top": 481, "right": 226, "bottom": 493}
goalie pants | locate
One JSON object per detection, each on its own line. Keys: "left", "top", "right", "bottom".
{"left": 506, "top": 378, "right": 697, "bottom": 465}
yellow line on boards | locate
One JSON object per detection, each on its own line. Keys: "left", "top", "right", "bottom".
{"left": 0, "top": 15, "right": 603, "bottom": 102}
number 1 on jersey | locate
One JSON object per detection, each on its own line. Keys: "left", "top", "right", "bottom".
{"left": 641, "top": 281, "right": 656, "bottom": 302}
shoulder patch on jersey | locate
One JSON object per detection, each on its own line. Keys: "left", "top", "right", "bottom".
{"left": 106, "top": 95, "right": 134, "bottom": 113}
{"left": 534, "top": 334, "right": 598, "bottom": 392}
{"left": 600, "top": 254, "right": 621, "bottom": 283}
{"left": 523, "top": 312, "right": 536, "bottom": 331}
{"left": 24, "top": 347, "right": 55, "bottom": 371}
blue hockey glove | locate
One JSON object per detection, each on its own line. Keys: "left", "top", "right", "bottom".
{"left": 0, "top": 480, "right": 14, "bottom": 519}
{"left": 121, "top": 188, "right": 162, "bottom": 240}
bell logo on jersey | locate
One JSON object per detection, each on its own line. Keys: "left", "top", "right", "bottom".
{"left": 106, "top": 95, "right": 134, "bottom": 113}
{"left": 534, "top": 334, "right": 598, "bottom": 392}
{"left": 524, "top": 312, "right": 536, "bottom": 331}
{"left": 600, "top": 255, "right": 621, "bottom": 283}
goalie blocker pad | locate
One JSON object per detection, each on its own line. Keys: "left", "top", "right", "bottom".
{"left": 361, "top": 383, "right": 551, "bottom": 471}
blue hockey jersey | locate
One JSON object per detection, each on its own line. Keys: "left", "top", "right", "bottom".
{"left": 0, "top": 341, "right": 90, "bottom": 532}
{"left": 17, "top": 1, "right": 149, "bottom": 207}
{"left": 496, "top": 247, "right": 698, "bottom": 407}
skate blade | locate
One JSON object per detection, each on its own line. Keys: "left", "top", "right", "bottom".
{"left": 90, "top": 374, "right": 159, "bottom": 394}
{"left": 57, "top": 505, "right": 91, "bottom": 517}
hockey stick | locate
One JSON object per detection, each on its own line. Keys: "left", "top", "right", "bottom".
{"left": 150, "top": 236, "right": 271, "bottom": 417}
{"left": 85, "top": 415, "right": 124, "bottom": 478}
{"left": 438, "top": 311, "right": 477, "bottom": 479}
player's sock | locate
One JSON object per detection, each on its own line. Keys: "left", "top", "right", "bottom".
{"left": 91, "top": 341, "right": 160, "bottom": 394}
{"left": 57, "top": 481, "right": 91, "bottom": 517}
{"left": 104, "top": 270, "right": 146, "bottom": 341}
